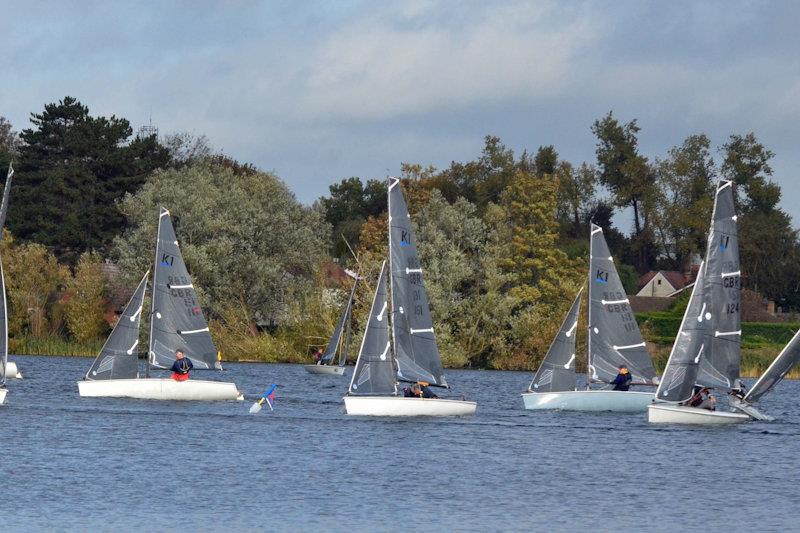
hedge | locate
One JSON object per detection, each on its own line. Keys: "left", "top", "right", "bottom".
{"left": 636, "top": 313, "right": 799, "bottom": 348}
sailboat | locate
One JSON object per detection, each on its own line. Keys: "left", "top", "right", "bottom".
{"left": 343, "top": 178, "right": 476, "bottom": 416}
{"left": 303, "top": 273, "right": 357, "bottom": 375}
{"left": 522, "top": 223, "right": 658, "bottom": 412}
{"left": 1, "top": 163, "right": 20, "bottom": 381}
{"left": 77, "top": 207, "right": 242, "bottom": 401}
{"left": 649, "top": 180, "right": 800, "bottom": 423}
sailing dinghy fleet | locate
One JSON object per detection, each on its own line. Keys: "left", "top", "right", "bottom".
{"left": 0, "top": 172, "right": 798, "bottom": 423}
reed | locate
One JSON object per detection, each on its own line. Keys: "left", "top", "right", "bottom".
{"left": 10, "top": 335, "right": 103, "bottom": 357}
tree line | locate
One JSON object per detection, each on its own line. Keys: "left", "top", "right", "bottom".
{"left": 0, "top": 97, "right": 797, "bottom": 369}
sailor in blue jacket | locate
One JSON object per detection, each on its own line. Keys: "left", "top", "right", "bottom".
{"left": 610, "top": 365, "right": 632, "bottom": 391}
{"left": 170, "top": 350, "right": 193, "bottom": 381}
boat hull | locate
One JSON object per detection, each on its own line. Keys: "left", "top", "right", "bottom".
{"left": 343, "top": 395, "right": 476, "bottom": 417}
{"left": 5, "top": 361, "right": 22, "bottom": 379}
{"left": 647, "top": 403, "right": 751, "bottom": 424}
{"left": 303, "top": 364, "right": 345, "bottom": 375}
{"left": 0, "top": 387, "right": 6, "bottom": 405}
{"left": 522, "top": 390, "right": 655, "bottom": 412}
{"left": 77, "top": 378, "right": 243, "bottom": 401}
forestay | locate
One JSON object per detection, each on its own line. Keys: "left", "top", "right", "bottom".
{"left": 321, "top": 277, "right": 357, "bottom": 365}
{"left": 349, "top": 261, "right": 396, "bottom": 395}
{"left": 149, "top": 207, "right": 220, "bottom": 370}
{"left": 743, "top": 328, "right": 800, "bottom": 404}
{"left": 388, "top": 178, "right": 447, "bottom": 387}
{"left": 588, "top": 224, "right": 657, "bottom": 384}
{"left": 655, "top": 262, "right": 708, "bottom": 403}
{"left": 696, "top": 181, "right": 741, "bottom": 389}
{"left": 529, "top": 288, "right": 582, "bottom": 392}
{"left": 86, "top": 272, "right": 149, "bottom": 380}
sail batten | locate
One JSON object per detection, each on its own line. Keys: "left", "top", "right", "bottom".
{"left": 696, "top": 180, "right": 741, "bottom": 389}
{"left": 86, "top": 271, "right": 149, "bottom": 380}
{"left": 388, "top": 178, "right": 447, "bottom": 387}
{"left": 349, "top": 261, "right": 396, "bottom": 395}
{"left": 529, "top": 288, "right": 582, "bottom": 393}
{"left": 655, "top": 262, "right": 708, "bottom": 403}
{"left": 587, "top": 224, "right": 657, "bottom": 384}
{"left": 149, "top": 207, "right": 219, "bottom": 370}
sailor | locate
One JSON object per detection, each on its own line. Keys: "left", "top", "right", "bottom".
{"left": 170, "top": 350, "right": 193, "bottom": 381}
{"left": 313, "top": 347, "right": 324, "bottom": 365}
{"left": 403, "top": 382, "right": 439, "bottom": 399}
{"left": 610, "top": 365, "right": 632, "bottom": 391}
{"left": 687, "top": 386, "right": 716, "bottom": 410}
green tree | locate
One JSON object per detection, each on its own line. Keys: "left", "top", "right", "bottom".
{"left": 721, "top": 133, "right": 800, "bottom": 302}
{"left": 65, "top": 252, "right": 109, "bottom": 342}
{"left": 319, "top": 177, "right": 387, "bottom": 259}
{"left": 534, "top": 145, "right": 558, "bottom": 177}
{"left": 10, "top": 97, "right": 170, "bottom": 264}
{"left": 113, "top": 159, "right": 330, "bottom": 333}
{"left": 655, "top": 134, "right": 715, "bottom": 270}
{"left": 556, "top": 161, "right": 596, "bottom": 237}
{"left": 591, "top": 111, "right": 660, "bottom": 272}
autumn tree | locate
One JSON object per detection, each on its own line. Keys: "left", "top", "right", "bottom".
{"left": 65, "top": 252, "right": 109, "bottom": 342}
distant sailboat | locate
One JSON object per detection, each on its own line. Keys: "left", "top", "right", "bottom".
{"left": 649, "top": 181, "right": 800, "bottom": 423}
{"left": 1, "top": 163, "right": 20, "bottom": 381}
{"left": 522, "top": 224, "right": 658, "bottom": 412}
{"left": 304, "top": 273, "right": 358, "bottom": 376}
{"left": 77, "top": 207, "right": 242, "bottom": 401}
{"left": 343, "top": 178, "right": 476, "bottom": 416}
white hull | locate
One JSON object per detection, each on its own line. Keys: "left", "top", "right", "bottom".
{"left": 647, "top": 403, "right": 751, "bottom": 424}
{"left": 0, "top": 387, "right": 6, "bottom": 405}
{"left": 5, "top": 361, "right": 21, "bottom": 379}
{"left": 303, "top": 364, "right": 345, "bottom": 375}
{"left": 522, "top": 390, "right": 654, "bottom": 412}
{"left": 77, "top": 378, "right": 243, "bottom": 401}
{"left": 344, "top": 395, "right": 476, "bottom": 417}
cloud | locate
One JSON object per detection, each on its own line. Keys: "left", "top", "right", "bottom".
{"left": 301, "top": 2, "right": 599, "bottom": 121}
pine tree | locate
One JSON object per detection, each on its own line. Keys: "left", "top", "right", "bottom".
{"left": 10, "top": 97, "right": 170, "bottom": 264}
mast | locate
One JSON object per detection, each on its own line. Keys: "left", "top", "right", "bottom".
{"left": 387, "top": 178, "right": 398, "bottom": 376}
{"left": 146, "top": 208, "right": 165, "bottom": 378}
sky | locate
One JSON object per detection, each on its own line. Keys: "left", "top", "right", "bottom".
{"left": 2, "top": 0, "right": 800, "bottom": 228}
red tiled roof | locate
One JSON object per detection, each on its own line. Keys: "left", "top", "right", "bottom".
{"left": 638, "top": 270, "right": 690, "bottom": 291}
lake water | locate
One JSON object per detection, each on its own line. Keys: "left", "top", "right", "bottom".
{"left": 1, "top": 355, "right": 799, "bottom": 532}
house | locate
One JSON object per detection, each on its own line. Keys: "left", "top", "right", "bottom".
{"left": 636, "top": 270, "right": 694, "bottom": 297}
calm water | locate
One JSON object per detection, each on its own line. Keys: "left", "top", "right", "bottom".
{"left": 1, "top": 355, "right": 799, "bottom": 532}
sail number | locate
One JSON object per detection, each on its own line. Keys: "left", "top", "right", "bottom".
{"left": 725, "top": 302, "right": 740, "bottom": 314}
{"left": 168, "top": 275, "right": 202, "bottom": 317}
